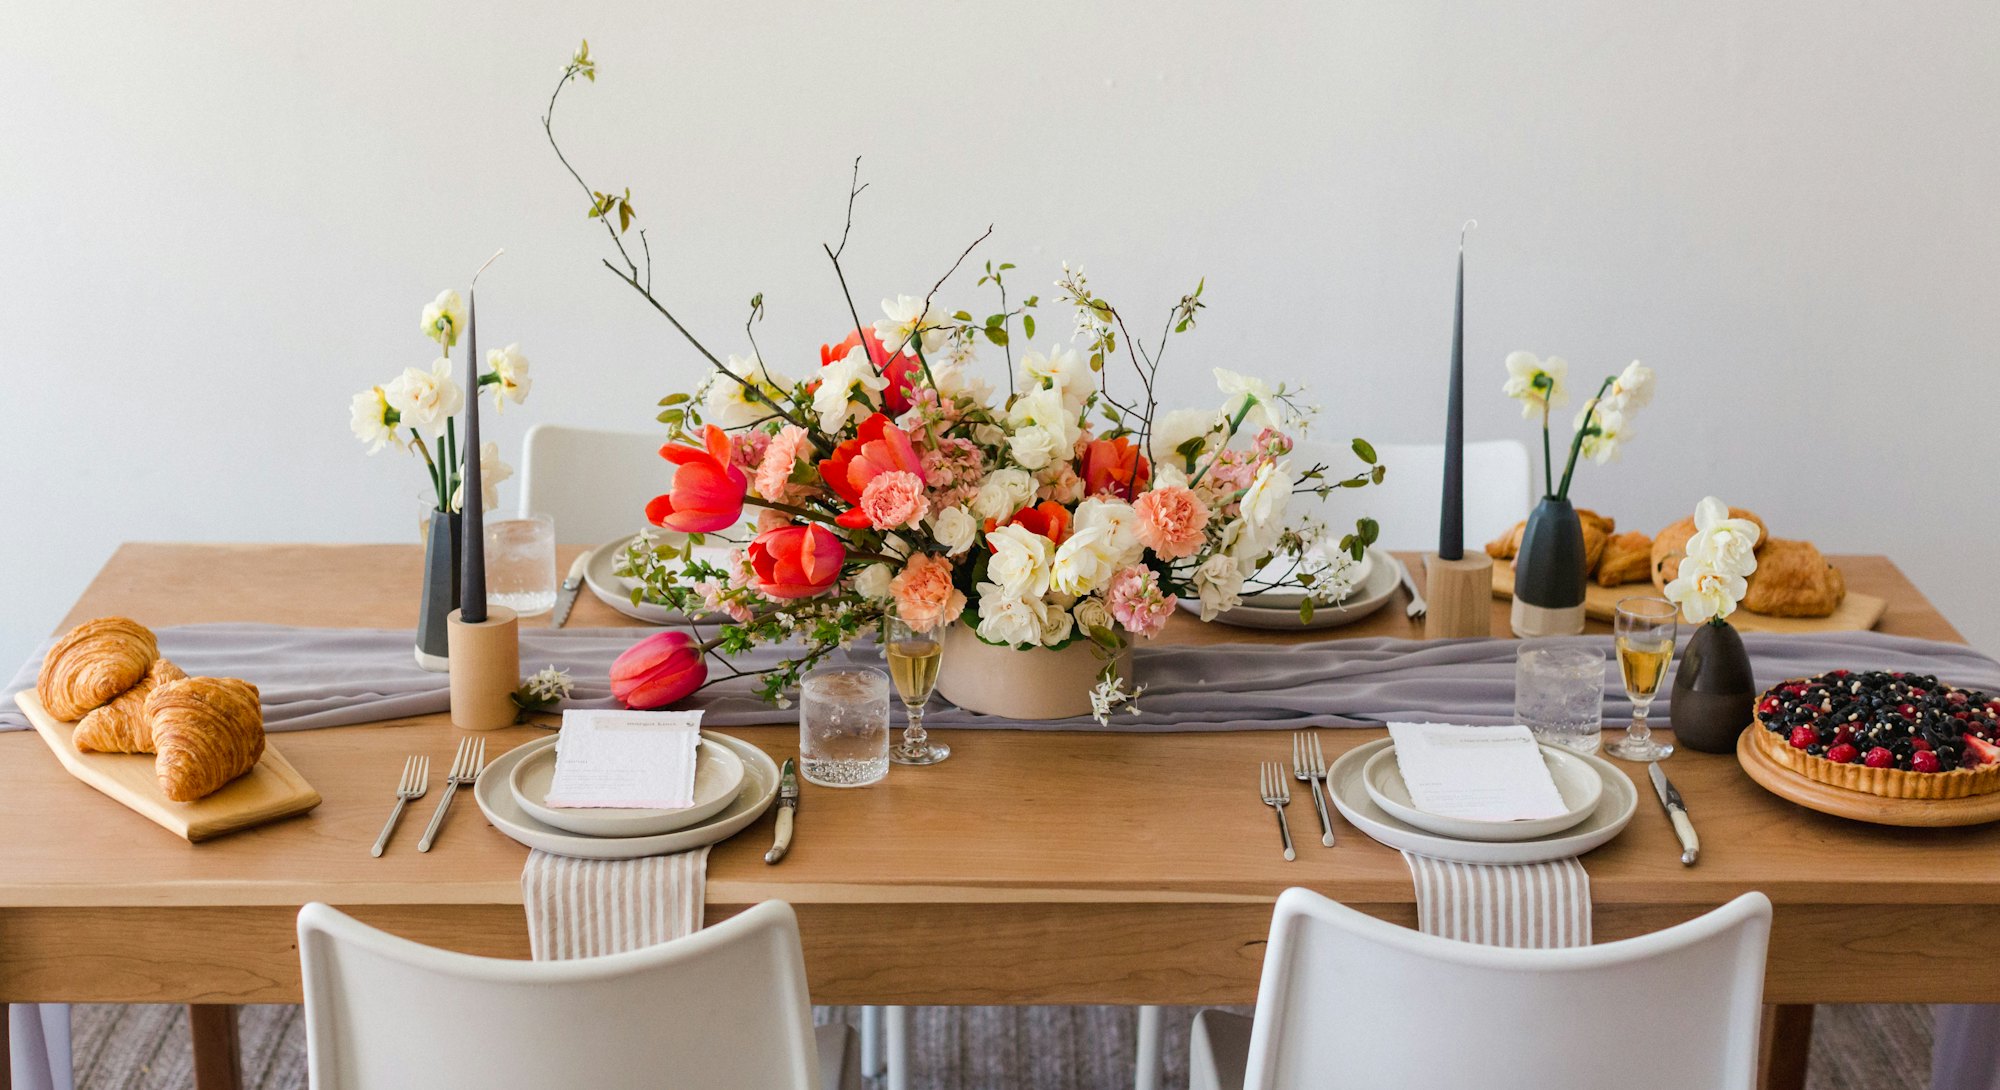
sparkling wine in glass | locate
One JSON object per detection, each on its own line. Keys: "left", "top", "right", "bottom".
{"left": 1608, "top": 596, "right": 1679, "bottom": 761}
{"left": 885, "top": 616, "right": 949, "bottom": 766}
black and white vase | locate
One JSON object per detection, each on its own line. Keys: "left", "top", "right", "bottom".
{"left": 1511, "top": 496, "right": 1587, "bottom": 637}
{"left": 415, "top": 509, "right": 461, "bottom": 672}
{"left": 1671, "top": 619, "right": 1756, "bottom": 753}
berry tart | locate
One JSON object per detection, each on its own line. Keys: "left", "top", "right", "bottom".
{"left": 1751, "top": 670, "right": 2000, "bottom": 799}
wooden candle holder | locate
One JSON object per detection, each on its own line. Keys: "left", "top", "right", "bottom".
{"left": 447, "top": 606, "right": 519, "bottom": 731}
{"left": 1423, "top": 552, "right": 1494, "bottom": 640}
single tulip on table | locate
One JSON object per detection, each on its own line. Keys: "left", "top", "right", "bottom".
{"left": 609, "top": 630, "right": 709, "bottom": 709}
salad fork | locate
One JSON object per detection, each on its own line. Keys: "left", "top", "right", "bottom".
{"left": 418, "top": 737, "right": 486, "bottom": 853}
{"left": 1260, "top": 761, "right": 1296, "bottom": 862}
{"left": 372, "top": 755, "right": 428, "bottom": 857}
{"left": 1293, "top": 732, "right": 1335, "bottom": 847}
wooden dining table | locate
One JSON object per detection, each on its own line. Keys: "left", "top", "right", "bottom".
{"left": 1, "top": 544, "right": 1993, "bottom": 1090}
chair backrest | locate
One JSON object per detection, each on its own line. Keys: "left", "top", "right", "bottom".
{"left": 297, "top": 900, "right": 824, "bottom": 1090}
{"left": 1241, "top": 887, "right": 1771, "bottom": 1090}
{"left": 518, "top": 423, "right": 666, "bottom": 546}
{"left": 1294, "top": 439, "right": 1531, "bottom": 553}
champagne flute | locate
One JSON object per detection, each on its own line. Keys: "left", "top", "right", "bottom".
{"left": 1607, "top": 596, "right": 1679, "bottom": 761}
{"left": 885, "top": 616, "right": 949, "bottom": 766}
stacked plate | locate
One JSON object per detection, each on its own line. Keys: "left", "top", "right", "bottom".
{"left": 473, "top": 733, "right": 780, "bottom": 860}
{"left": 585, "top": 532, "right": 738, "bottom": 625}
{"left": 1182, "top": 545, "right": 1402, "bottom": 630}
{"left": 1325, "top": 738, "right": 1638, "bottom": 864}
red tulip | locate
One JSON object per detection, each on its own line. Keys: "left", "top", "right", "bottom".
{"left": 989, "top": 501, "right": 1072, "bottom": 546}
{"left": 1081, "top": 437, "right": 1150, "bottom": 499}
{"left": 821, "top": 329, "right": 918, "bottom": 415}
{"left": 610, "top": 630, "right": 708, "bottom": 709}
{"left": 645, "top": 424, "right": 748, "bottom": 533}
{"left": 818, "top": 413, "right": 925, "bottom": 529}
{"left": 747, "top": 523, "right": 847, "bottom": 599}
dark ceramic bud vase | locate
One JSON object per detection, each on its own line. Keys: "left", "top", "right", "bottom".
{"left": 1671, "top": 619, "right": 1755, "bottom": 753}
{"left": 1511, "top": 496, "right": 1587, "bottom": 637}
{"left": 415, "top": 510, "right": 461, "bottom": 672}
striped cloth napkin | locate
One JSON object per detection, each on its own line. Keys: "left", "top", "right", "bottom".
{"left": 520, "top": 848, "right": 710, "bottom": 960}
{"left": 1398, "top": 851, "right": 1593, "bottom": 948}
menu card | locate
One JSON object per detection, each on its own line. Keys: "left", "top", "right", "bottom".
{"left": 543, "top": 709, "right": 702, "bottom": 810}
{"left": 1387, "top": 722, "right": 1568, "bottom": 822}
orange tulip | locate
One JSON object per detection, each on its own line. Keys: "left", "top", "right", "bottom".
{"left": 609, "top": 630, "right": 708, "bottom": 709}
{"left": 645, "top": 424, "right": 748, "bottom": 533}
{"left": 818, "top": 413, "right": 925, "bottom": 529}
{"left": 747, "top": 523, "right": 847, "bottom": 599}
{"left": 1081, "top": 436, "right": 1150, "bottom": 499}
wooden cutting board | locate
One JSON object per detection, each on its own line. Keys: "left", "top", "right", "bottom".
{"left": 1736, "top": 725, "right": 2000, "bottom": 827}
{"left": 1491, "top": 562, "right": 1886, "bottom": 634}
{"left": 13, "top": 690, "right": 320, "bottom": 841}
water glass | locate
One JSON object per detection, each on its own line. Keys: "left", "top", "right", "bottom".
{"left": 485, "top": 516, "right": 557, "bottom": 616}
{"left": 1515, "top": 642, "right": 1606, "bottom": 754}
{"left": 799, "top": 666, "right": 890, "bottom": 788}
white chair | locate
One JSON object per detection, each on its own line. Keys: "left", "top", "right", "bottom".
{"left": 1294, "top": 439, "right": 1532, "bottom": 552}
{"left": 518, "top": 423, "right": 667, "bottom": 546}
{"left": 1190, "top": 887, "right": 1771, "bottom": 1090}
{"left": 296, "top": 900, "right": 860, "bottom": 1090}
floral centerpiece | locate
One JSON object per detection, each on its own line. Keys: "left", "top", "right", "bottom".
{"left": 546, "top": 42, "right": 1383, "bottom": 720}
{"left": 1664, "top": 496, "right": 1764, "bottom": 752}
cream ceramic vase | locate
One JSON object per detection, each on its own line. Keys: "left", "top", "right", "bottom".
{"left": 936, "top": 622, "right": 1133, "bottom": 720}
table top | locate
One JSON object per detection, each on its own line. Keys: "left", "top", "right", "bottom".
{"left": 1, "top": 543, "right": 1988, "bottom": 916}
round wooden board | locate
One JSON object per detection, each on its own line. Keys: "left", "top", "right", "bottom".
{"left": 1736, "top": 727, "right": 2000, "bottom": 827}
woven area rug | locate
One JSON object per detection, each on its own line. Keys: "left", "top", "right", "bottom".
{"left": 66, "top": 1002, "right": 1929, "bottom": 1088}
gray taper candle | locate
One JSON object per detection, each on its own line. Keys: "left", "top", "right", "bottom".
{"left": 1437, "top": 221, "right": 1474, "bottom": 561}
{"left": 459, "top": 290, "right": 486, "bottom": 623}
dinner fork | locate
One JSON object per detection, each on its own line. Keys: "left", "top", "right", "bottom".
{"left": 1260, "top": 761, "right": 1296, "bottom": 862}
{"left": 418, "top": 737, "right": 485, "bottom": 853}
{"left": 1399, "top": 557, "right": 1428, "bottom": 620}
{"left": 372, "top": 755, "right": 429, "bottom": 857}
{"left": 1293, "top": 732, "right": 1336, "bottom": 847}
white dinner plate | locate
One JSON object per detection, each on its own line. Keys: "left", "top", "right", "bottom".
{"left": 1361, "top": 743, "right": 1604, "bottom": 842}
{"left": 584, "top": 532, "right": 736, "bottom": 625}
{"left": 1230, "top": 547, "right": 1377, "bottom": 610}
{"left": 509, "top": 734, "right": 747, "bottom": 838}
{"left": 1327, "top": 737, "right": 1637, "bottom": 864}
{"left": 1182, "top": 546, "right": 1400, "bottom": 631}
{"left": 474, "top": 733, "right": 779, "bottom": 860}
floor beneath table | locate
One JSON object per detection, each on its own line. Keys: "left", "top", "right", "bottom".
{"left": 68, "top": 1003, "right": 1931, "bottom": 1088}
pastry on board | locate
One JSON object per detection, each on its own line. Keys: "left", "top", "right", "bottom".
{"left": 36, "top": 617, "right": 159, "bottom": 721}
{"left": 1650, "top": 506, "right": 1770, "bottom": 592}
{"left": 1742, "top": 538, "right": 1847, "bottom": 618}
{"left": 1594, "top": 532, "right": 1653, "bottom": 587}
{"left": 1485, "top": 508, "right": 1615, "bottom": 567}
{"left": 1754, "top": 670, "right": 2000, "bottom": 799}
{"left": 145, "top": 677, "right": 266, "bottom": 802}
{"left": 73, "top": 658, "right": 187, "bottom": 754}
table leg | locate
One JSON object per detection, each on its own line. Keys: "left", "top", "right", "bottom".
{"left": 885, "top": 1006, "right": 910, "bottom": 1090}
{"left": 188, "top": 1005, "right": 242, "bottom": 1090}
{"left": 1758, "top": 1003, "right": 1814, "bottom": 1090}
{"left": 2, "top": 1005, "right": 12, "bottom": 1090}
{"left": 1134, "top": 1005, "right": 1163, "bottom": 1090}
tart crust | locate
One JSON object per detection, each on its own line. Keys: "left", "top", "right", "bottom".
{"left": 1752, "top": 718, "right": 2000, "bottom": 800}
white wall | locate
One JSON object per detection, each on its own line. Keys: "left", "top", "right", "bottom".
{"left": 3, "top": 0, "right": 1996, "bottom": 670}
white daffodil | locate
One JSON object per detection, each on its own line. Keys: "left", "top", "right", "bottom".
{"left": 1071, "top": 497, "right": 1145, "bottom": 567}
{"left": 422, "top": 289, "right": 466, "bottom": 348}
{"left": 1236, "top": 460, "right": 1294, "bottom": 542}
{"left": 971, "top": 468, "right": 1038, "bottom": 521}
{"left": 1149, "top": 407, "right": 1224, "bottom": 468}
{"left": 927, "top": 505, "right": 979, "bottom": 556}
{"left": 872, "top": 294, "right": 949, "bottom": 357}
{"left": 930, "top": 361, "right": 994, "bottom": 407}
{"left": 984, "top": 522, "right": 1055, "bottom": 600}
{"left": 1684, "top": 495, "right": 1762, "bottom": 578}
{"left": 1573, "top": 401, "right": 1629, "bottom": 464}
{"left": 812, "top": 344, "right": 889, "bottom": 433}
{"left": 450, "top": 441, "right": 512, "bottom": 512}
{"left": 1050, "top": 523, "right": 1123, "bottom": 596}
{"left": 703, "top": 353, "right": 788, "bottom": 429}
{"left": 1193, "top": 552, "right": 1247, "bottom": 621}
{"left": 348, "top": 386, "right": 401, "bottom": 454}
{"left": 384, "top": 358, "right": 464, "bottom": 436}
{"left": 1215, "top": 367, "right": 1295, "bottom": 433}
{"left": 1605, "top": 359, "right": 1655, "bottom": 413}
{"left": 1665, "top": 558, "right": 1749, "bottom": 626}
{"left": 1018, "top": 342, "right": 1092, "bottom": 411}
{"left": 485, "top": 343, "right": 532, "bottom": 411}
{"left": 974, "top": 582, "right": 1046, "bottom": 647}
{"left": 1502, "top": 351, "right": 1569, "bottom": 419}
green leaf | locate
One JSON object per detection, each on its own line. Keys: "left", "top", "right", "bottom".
{"left": 1089, "top": 352, "right": 1104, "bottom": 372}
{"left": 985, "top": 313, "right": 1005, "bottom": 328}
{"left": 1351, "top": 437, "right": 1377, "bottom": 464}
{"left": 658, "top": 392, "right": 690, "bottom": 406}
{"left": 1023, "top": 295, "right": 1039, "bottom": 307}
{"left": 1300, "top": 600, "right": 1315, "bottom": 623}
{"left": 657, "top": 408, "right": 684, "bottom": 424}
{"left": 1022, "top": 314, "right": 1036, "bottom": 340}
{"left": 998, "top": 262, "right": 1015, "bottom": 271}
{"left": 953, "top": 310, "right": 973, "bottom": 322}
{"left": 1371, "top": 464, "right": 1386, "bottom": 484}
{"left": 984, "top": 327, "right": 1009, "bottom": 346}
{"left": 1358, "top": 517, "right": 1380, "bottom": 545}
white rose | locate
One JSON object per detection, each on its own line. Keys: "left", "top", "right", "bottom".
{"left": 1039, "top": 604, "right": 1076, "bottom": 646}
{"left": 984, "top": 522, "right": 1054, "bottom": 600}
{"left": 384, "top": 357, "right": 464, "bottom": 435}
{"left": 1150, "top": 461, "right": 1191, "bottom": 490}
{"left": 485, "top": 343, "right": 532, "bottom": 411}
{"left": 853, "top": 563, "right": 896, "bottom": 600}
{"left": 1072, "top": 498, "right": 1144, "bottom": 567}
{"left": 1683, "top": 496, "right": 1761, "bottom": 578}
{"left": 1149, "top": 408, "right": 1223, "bottom": 469}
{"left": 928, "top": 505, "right": 979, "bottom": 556}
{"left": 1006, "top": 385, "right": 1081, "bottom": 451}
{"left": 972, "top": 468, "right": 1037, "bottom": 521}
{"left": 1073, "top": 596, "right": 1114, "bottom": 636}
{"left": 1050, "top": 524, "right": 1120, "bottom": 596}
{"left": 450, "top": 441, "right": 512, "bottom": 512}
{"left": 812, "top": 344, "right": 888, "bottom": 433}
{"left": 1193, "top": 553, "right": 1247, "bottom": 621}
{"left": 1238, "top": 461, "right": 1293, "bottom": 538}
{"left": 349, "top": 386, "right": 399, "bottom": 454}
{"left": 1665, "top": 556, "right": 1749, "bottom": 625}
{"left": 974, "top": 583, "right": 1045, "bottom": 647}
{"left": 1007, "top": 424, "right": 1063, "bottom": 470}
{"left": 972, "top": 422, "right": 1007, "bottom": 449}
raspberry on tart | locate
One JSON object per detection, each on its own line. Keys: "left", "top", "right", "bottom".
{"left": 1751, "top": 670, "right": 2000, "bottom": 800}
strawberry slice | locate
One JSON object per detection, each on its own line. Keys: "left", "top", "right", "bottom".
{"left": 1963, "top": 734, "right": 2000, "bottom": 768}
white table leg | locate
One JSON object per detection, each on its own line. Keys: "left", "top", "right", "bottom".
{"left": 885, "top": 1006, "right": 911, "bottom": 1090}
{"left": 1134, "top": 1005, "right": 1163, "bottom": 1090}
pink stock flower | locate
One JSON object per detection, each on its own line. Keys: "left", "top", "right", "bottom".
{"left": 859, "top": 470, "right": 930, "bottom": 529}
{"left": 890, "top": 553, "right": 966, "bottom": 633}
{"left": 1038, "top": 463, "right": 1086, "bottom": 505}
{"left": 754, "top": 425, "right": 810, "bottom": 501}
{"left": 730, "top": 429, "right": 770, "bottom": 476}
{"left": 1132, "top": 485, "right": 1210, "bottom": 560}
{"left": 1105, "top": 565, "right": 1173, "bottom": 638}
{"left": 610, "top": 630, "right": 708, "bottom": 709}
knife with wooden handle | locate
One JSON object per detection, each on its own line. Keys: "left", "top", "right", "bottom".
{"left": 1649, "top": 763, "right": 1699, "bottom": 866}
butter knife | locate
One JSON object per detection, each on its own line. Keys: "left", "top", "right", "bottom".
{"left": 551, "top": 549, "right": 592, "bottom": 628}
{"left": 764, "top": 758, "right": 799, "bottom": 864}
{"left": 1649, "top": 763, "right": 1699, "bottom": 866}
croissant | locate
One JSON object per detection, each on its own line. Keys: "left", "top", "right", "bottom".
{"left": 36, "top": 617, "right": 159, "bottom": 721}
{"left": 1742, "top": 538, "right": 1846, "bottom": 617}
{"left": 74, "top": 658, "right": 187, "bottom": 754}
{"left": 1595, "top": 532, "right": 1653, "bottom": 587}
{"left": 146, "top": 677, "right": 265, "bottom": 802}
{"left": 1651, "top": 507, "right": 1770, "bottom": 591}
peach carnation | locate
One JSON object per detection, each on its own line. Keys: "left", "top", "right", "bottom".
{"left": 890, "top": 553, "right": 966, "bottom": 633}
{"left": 755, "top": 425, "right": 809, "bottom": 501}
{"left": 1132, "top": 486, "right": 1210, "bottom": 560}
{"left": 860, "top": 470, "right": 930, "bottom": 529}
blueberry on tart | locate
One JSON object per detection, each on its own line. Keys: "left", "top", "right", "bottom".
{"left": 1751, "top": 670, "right": 2000, "bottom": 799}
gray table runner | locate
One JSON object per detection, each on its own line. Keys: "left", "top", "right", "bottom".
{"left": 6, "top": 624, "right": 1998, "bottom": 733}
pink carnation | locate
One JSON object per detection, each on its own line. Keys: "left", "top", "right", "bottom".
{"left": 755, "top": 425, "right": 809, "bottom": 501}
{"left": 1105, "top": 565, "right": 1173, "bottom": 638}
{"left": 1132, "top": 485, "right": 1210, "bottom": 560}
{"left": 730, "top": 430, "right": 770, "bottom": 477}
{"left": 890, "top": 553, "right": 966, "bottom": 633}
{"left": 859, "top": 470, "right": 930, "bottom": 529}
